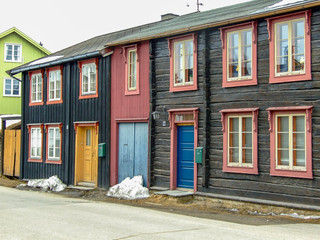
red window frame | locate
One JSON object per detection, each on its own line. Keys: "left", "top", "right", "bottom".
{"left": 267, "top": 106, "right": 313, "bottom": 179}
{"left": 168, "top": 108, "right": 199, "bottom": 191}
{"left": 45, "top": 123, "right": 63, "bottom": 164}
{"left": 78, "top": 58, "right": 99, "bottom": 99}
{"left": 220, "top": 21, "right": 258, "bottom": 88}
{"left": 28, "top": 70, "right": 44, "bottom": 106}
{"left": 267, "top": 10, "right": 311, "bottom": 84}
{"left": 27, "top": 124, "right": 43, "bottom": 162}
{"left": 220, "top": 108, "right": 259, "bottom": 174}
{"left": 168, "top": 34, "right": 198, "bottom": 92}
{"left": 46, "top": 66, "right": 63, "bottom": 104}
{"left": 123, "top": 45, "right": 140, "bottom": 95}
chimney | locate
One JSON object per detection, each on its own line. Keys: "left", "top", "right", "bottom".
{"left": 161, "top": 13, "right": 179, "bottom": 21}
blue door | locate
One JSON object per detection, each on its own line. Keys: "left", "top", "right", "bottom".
{"left": 177, "top": 125, "right": 194, "bottom": 189}
{"left": 118, "top": 123, "right": 148, "bottom": 186}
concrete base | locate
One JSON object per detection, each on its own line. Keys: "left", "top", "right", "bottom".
{"left": 154, "top": 190, "right": 193, "bottom": 197}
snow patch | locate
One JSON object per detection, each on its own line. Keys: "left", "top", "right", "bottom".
{"left": 267, "top": 0, "right": 304, "bottom": 9}
{"left": 252, "top": 0, "right": 304, "bottom": 14}
{"left": 107, "top": 176, "right": 150, "bottom": 200}
{"left": 26, "top": 176, "right": 66, "bottom": 192}
{"left": 280, "top": 213, "right": 320, "bottom": 220}
{"left": 248, "top": 210, "right": 320, "bottom": 219}
{"left": 29, "top": 55, "right": 64, "bottom": 66}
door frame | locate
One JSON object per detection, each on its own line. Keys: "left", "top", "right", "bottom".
{"left": 74, "top": 121, "right": 99, "bottom": 187}
{"left": 115, "top": 118, "right": 149, "bottom": 186}
{"left": 168, "top": 108, "right": 199, "bottom": 192}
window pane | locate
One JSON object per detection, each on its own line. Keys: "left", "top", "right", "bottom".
{"left": 6, "top": 45, "right": 12, "bottom": 60}
{"left": 229, "top": 33, "right": 239, "bottom": 47}
{"left": 293, "top": 38, "right": 304, "bottom": 55}
{"left": 293, "top": 116, "right": 305, "bottom": 132}
{"left": 55, "top": 148, "right": 60, "bottom": 158}
{"left": 293, "top": 20, "right": 304, "bottom": 38}
{"left": 174, "top": 42, "right": 183, "bottom": 84}
{"left": 230, "top": 132, "right": 239, "bottom": 148}
{"left": 229, "top": 148, "right": 239, "bottom": 163}
{"left": 82, "top": 75, "right": 88, "bottom": 93}
{"left": 278, "top": 116, "right": 289, "bottom": 132}
{"left": 294, "top": 150, "right": 305, "bottom": 167}
{"left": 49, "top": 148, "right": 54, "bottom": 157}
{"left": 242, "top": 149, "right": 252, "bottom": 164}
{"left": 86, "top": 129, "right": 91, "bottom": 146}
{"left": 230, "top": 118, "right": 239, "bottom": 131}
{"left": 242, "top": 46, "right": 252, "bottom": 61}
{"left": 293, "top": 133, "right": 305, "bottom": 149}
{"left": 278, "top": 23, "right": 288, "bottom": 39}
{"left": 242, "top": 30, "right": 252, "bottom": 45}
{"left": 278, "top": 149, "right": 289, "bottom": 166}
{"left": 243, "top": 133, "right": 252, "bottom": 148}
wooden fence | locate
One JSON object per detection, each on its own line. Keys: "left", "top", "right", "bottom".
{"left": 3, "top": 130, "right": 21, "bottom": 177}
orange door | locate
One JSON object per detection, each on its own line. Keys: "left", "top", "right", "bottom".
{"left": 75, "top": 126, "right": 98, "bottom": 186}
{"left": 84, "top": 127, "right": 94, "bottom": 182}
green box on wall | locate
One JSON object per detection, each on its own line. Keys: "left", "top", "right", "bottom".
{"left": 195, "top": 147, "right": 203, "bottom": 164}
{"left": 98, "top": 143, "right": 106, "bottom": 157}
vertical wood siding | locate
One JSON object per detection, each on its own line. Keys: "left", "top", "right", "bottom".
{"left": 110, "top": 41, "right": 150, "bottom": 186}
{"left": 21, "top": 57, "right": 111, "bottom": 188}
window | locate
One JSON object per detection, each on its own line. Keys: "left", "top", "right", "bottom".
{"left": 267, "top": 106, "right": 313, "bottom": 179}
{"left": 3, "top": 78, "right": 20, "bottom": 96}
{"left": 45, "top": 124, "right": 62, "bottom": 164}
{"left": 78, "top": 58, "right": 98, "bottom": 99}
{"left": 267, "top": 10, "right": 311, "bottom": 83}
{"left": 47, "top": 66, "right": 63, "bottom": 104}
{"left": 220, "top": 108, "right": 259, "bottom": 174}
{"left": 4, "top": 43, "right": 22, "bottom": 62}
{"left": 28, "top": 124, "right": 43, "bottom": 162}
{"left": 124, "top": 45, "right": 140, "bottom": 95}
{"left": 220, "top": 21, "right": 257, "bottom": 87}
{"left": 29, "top": 70, "right": 44, "bottom": 106}
{"left": 168, "top": 34, "right": 197, "bottom": 92}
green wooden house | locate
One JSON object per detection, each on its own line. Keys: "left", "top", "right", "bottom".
{"left": 0, "top": 27, "right": 50, "bottom": 118}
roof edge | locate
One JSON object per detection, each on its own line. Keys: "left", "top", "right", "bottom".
{"left": 8, "top": 51, "right": 100, "bottom": 76}
{"left": 105, "top": 0, "right": 320, "bottom": 47}
{"left": 0, "top": 27, "right": 51, "bottom": 55}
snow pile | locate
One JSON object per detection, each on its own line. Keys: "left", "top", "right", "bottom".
{"left": 280, "top": 213, "right": 320, "bottom": 220}
{"left": 27, "top": 176, "right": 66, "bottom": 192}
{"left": 107, "top": 176, "right": 150, "bottom": 200}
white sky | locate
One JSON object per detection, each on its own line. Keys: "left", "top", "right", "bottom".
{"left": 1, "top": 0, "right": 251, "bottom": 53}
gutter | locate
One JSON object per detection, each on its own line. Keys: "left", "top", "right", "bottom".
{"left": 105, "top": 1, "right": 320, "bottom": 47}
{"left": 7, "top": 51, "right": 101, "bottom": 76}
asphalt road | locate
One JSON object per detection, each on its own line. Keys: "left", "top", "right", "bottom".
{"left": 0, "top": 186, "right": 319, "bottom": 240}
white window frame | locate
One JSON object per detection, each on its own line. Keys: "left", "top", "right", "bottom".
{"left": 31, "top": 73, "right": 42, "bottom": 103}
{"left": 173, "top": 39, "right": 194, "bottom": 87}
{"left": 81, "top": 62, "right": 97, "bottom": 95}
{"left": 227, "top": 115, "right": 254, "bottom": 168}
{"left": 3, "top": 77, "right": 20, "bottom": 97}
{"left": 30, "top": 127, "right": 42, "bottom": 159}
{"left": 274, "top": 18, "right": 306, "bottom": 76}
{"left": 275, "top": 113, "right": 306, "bottom": 171}
{"left": 227, "top": 28, "right": 253, "bottom": 81}
{"left": 48, "top": 70, "right": 62, "bottom": 101}
{"left": 127, "top": 49, "right": 137, "bottom": 91}
{"left": 47, "top": 127, "right": 61, "bottom": 160}
{"left": 4, "top": 43, "right": 22, "bottom": 62}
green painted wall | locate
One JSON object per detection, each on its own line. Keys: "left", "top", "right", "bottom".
{"left": 0, "top": 31, "right": 49, "bottom": 114}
